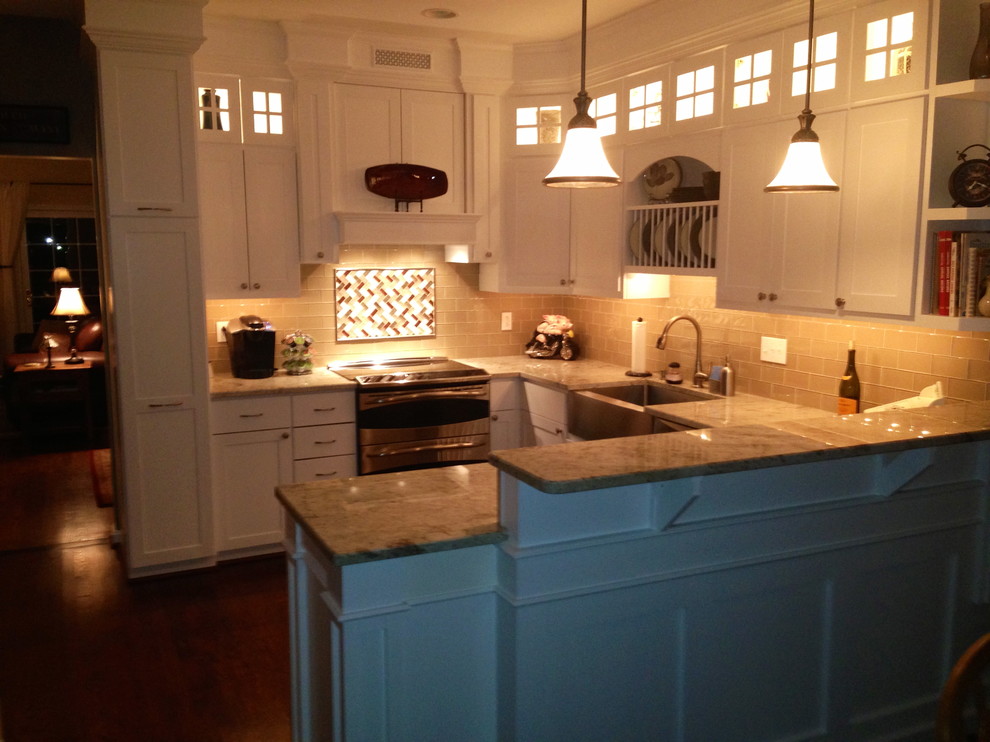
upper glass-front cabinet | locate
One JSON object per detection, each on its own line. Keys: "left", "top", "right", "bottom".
{"left": 195, "top": 73, "right": 294, "bottom": 146}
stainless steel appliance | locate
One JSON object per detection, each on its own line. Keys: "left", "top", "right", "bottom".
{"left": 329, "top": 357, "right": 491, "bottom": 475}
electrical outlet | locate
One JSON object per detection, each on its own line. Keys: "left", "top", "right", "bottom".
{"left": 501, "top": 312, "right": 513, "bottom": 331}
{"left": 760, "top": 336, "right": 787, "bottom": 364}
{"left": 216, "top": 320, "right": 228, "bottom": 343}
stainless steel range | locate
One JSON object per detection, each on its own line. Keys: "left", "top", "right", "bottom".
{"left": 329, "top": 357, "right": 491, "bottom": 475}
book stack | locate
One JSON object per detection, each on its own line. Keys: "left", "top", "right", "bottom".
{"left": 933, "top": 231, "right": 990, "bottom": 317}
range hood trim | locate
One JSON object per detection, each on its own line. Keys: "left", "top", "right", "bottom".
{"left": 334, "top": 211, "right": 482, "bottom": 246}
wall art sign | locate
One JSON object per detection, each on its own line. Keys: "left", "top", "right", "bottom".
{"left": 0, "top": 105, "right": 70, "bottom": 144}
{"left": 334, "top": 267, "right": 436, "bottom": 341}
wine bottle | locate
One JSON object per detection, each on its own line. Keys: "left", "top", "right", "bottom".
{"left": 837, "top": 341, "right": 861, "bottom": 415}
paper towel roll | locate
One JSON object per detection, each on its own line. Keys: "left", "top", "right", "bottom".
{"left": 631, "top": 318, "right": 647, "bottom": 374}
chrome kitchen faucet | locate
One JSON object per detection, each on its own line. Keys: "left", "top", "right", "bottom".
{"left": 656, "top": 315, "right": 708, "bottom": 388}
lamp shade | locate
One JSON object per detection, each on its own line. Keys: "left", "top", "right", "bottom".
{"left": 52, "top": 287, "right": 90, "bottom": 317}
{"left": 765, "top": 140, "right": 839, "bottom": 192}
{"left": 51, "top": 266, "right": 72, "bottom": 284}
{"left": 544, "top": 124, "right": 621, "bottom": 188}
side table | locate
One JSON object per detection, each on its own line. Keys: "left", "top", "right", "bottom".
{"left": 11, "top": 361, "right": 95, "bottom": 444}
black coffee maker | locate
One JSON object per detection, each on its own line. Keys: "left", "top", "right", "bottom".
{"left": 224, "top": 315, "right": 276, "bottom": 378}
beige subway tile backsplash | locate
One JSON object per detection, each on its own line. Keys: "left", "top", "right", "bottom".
{"left": 205, "top": 251, "right": 990, "bottom": 410}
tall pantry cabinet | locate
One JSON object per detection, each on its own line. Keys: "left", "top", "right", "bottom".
{"left": 86, "top": 0, "right": 216, "bottom": 578}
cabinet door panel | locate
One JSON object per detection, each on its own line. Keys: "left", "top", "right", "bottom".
{"left": 99, "top": 50, "right": 197, "bottom": 216}
{"left": 291, "top": 390, "right": 356, "bottom": 426}
{"left": 716, "top": 122, "right": 779, "bottom": 307}
{"left": 198, "top": 144, "right": 249, "bottom": 298}
{"left": 211, "top": 395, "right": 291, "bottom": 434}
{"left": 334, "top": 84, "right": 402, "bottom": 211}
{"left": 773, "top": 112, "right": 845, "bottom": 312}
{"left": 502, "top": 156, "right": 571, "bottom": 293}
{"left": 570, "top": 173, "right": 623, "bottom": 298}
{"left": 243, "top": 147, "right": 301, "bottom": 297}
{"left": 401, "top": 89, "right": 465, "bottom": 213}
{"left": 212, "top": 428, "right": 292, "bottom": 553}
{"left": 837, "top": 97, "right": 924, "bottom": 317}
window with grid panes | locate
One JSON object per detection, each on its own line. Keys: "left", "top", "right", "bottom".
{"left": 675, "top": 65, "right": 715, "bottom": 121}
{"left": 628, "top": 80, "right": 662, "bottom": 132}
{"left": 791, "top": 32, "right": 838, "bottom": 96}
{"left": 515, "top": 105, "right": 562, "bottom": 145}
{"left": 588, "top": 92, "right": 617, "bottom": 137}
{"left": 198, "top": 86, "right": 231, "bottom": 132}
{"left": 863, "top": 11, "right": 913, "bottom": 81}
{"left": 250, "top": 89, "right": 284, "bottom": 136}
{"left": 733, "top": 50, "right": 773, "bottom": 109}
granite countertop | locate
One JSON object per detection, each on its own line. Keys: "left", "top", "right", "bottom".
{"left": 210, "top": 367, "right": 355, "bottom": 397}
{"left": 490, "top": 401, "right": 990, "bottom": 494}
{"left": 276, "top": 463, "right": 504, "bottom": 566}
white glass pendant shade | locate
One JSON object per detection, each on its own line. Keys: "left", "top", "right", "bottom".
{"left": 765, "top": 114, "right": 838, "bottom": 192}
{"left": 544, "top": 123, "right": 620, "bottom": 188}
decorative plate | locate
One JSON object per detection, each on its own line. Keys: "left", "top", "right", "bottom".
{"left": 642, "top": 158, "right": 682, "bottom": 202}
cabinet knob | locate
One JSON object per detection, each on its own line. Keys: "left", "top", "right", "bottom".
{"left": 240, "top": 282, "right": 248, "bottom": 290}
{"left": 491, "top": 413, "right": 499, "bottom": 421}
{"left": 835, "top": 297, "right": 846, "bottom": 308}
{"left": 253, "top": 282, "right": 261, "bottom": 290}
{"left": 757, "top": 292, "right": 767, "bottom": 301}
{"left": 317, "top": 251, "right": 325, "bottom": 259}
{"left": 281, "top": 432, "right": 290, "bottom": 439}
{"left": 768, "top": 293, "right": 778, "bottom": 302}
{"left": 555, "top": 428, "right": 564, "bottom": 436}
{"left": 560, "top": 278, "right": 567, "bottom": 286}
{"left": 485, "top": 251, "right": 492, "bottom": 258}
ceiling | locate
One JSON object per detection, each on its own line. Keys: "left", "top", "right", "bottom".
{"left": 0, "top": 0, "right": 661, "bottom": 44}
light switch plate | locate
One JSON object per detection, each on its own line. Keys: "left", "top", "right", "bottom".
{"left": 760, "top": 336, "right": 787, "bottom": 364}
{"left": 501, "top": 312, "right": 513, "bottom": 331}
{"left": 216, "top": 320, "right": 228, "bottom": 343}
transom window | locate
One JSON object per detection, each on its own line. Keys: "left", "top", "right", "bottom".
{"left": 733, "top": 50, "right": 773, "bottom": 109}
{"left": 675, "top": 65, "right": 715, "bottom": 121}
{"left": 864, "top": 11, "right": 913, "bottom": 81}
{"left": 628, "top": 80, "right": 663, "bottom": 131}
{"left": 198, "top": 87, "right": 231, "bottom": 132}
{"left": 515, "top": 105, "right": 562, "bottom": 146}
{"left": 251, "top": 90, "right": 284, "bottom": 135}
{"left": 588, "top": 92, "right": 617, "bottom": 137}
{"left": 791, "top": 31, "right": 838, "bottom": 96}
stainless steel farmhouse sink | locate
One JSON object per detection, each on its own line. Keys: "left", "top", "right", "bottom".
{"left": 568, "top": 382, "right": 718, "bottom": 440}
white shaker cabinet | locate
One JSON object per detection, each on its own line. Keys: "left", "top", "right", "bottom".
{"left": 499, "top": 155, "right": 623, "bottom": 297}
{"left": 489, "top": 378, "right": 522, "bottom": 451}
{"left": 520, "top": 381, "right": 570, "bottom": 447}
{"left": 333, "top": 84, "right": 465, "bottom": 214}
{"left": 291, "top": 391, "right": 357, "bottom": 483}
{"left": 97, "top": 48, "right": 199, "bottom": 217}
{"left": 835, "top": 97, "right": 925, "bottom": 317}
{"left": 198, "top": 143, "right": 301, "bottom": 299}
{"left": 211, "top": 395, "right": 293, "bottom": 557}
{"left": 716, "top": 114, "right": 845, "bottom": 314}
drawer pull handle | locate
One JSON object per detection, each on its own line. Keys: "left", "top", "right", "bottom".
{"left": 315, "top": 439, "right": 336, "bottom": 445}
{"left": 137, "top": 206, "right": 173, "bottom": 212}
{"left": 148, "top": 401, "right": 182, "bottom": 408}
{"left": 316, "top": 471, "right": 338, "bottom": 477}
{"left": 313, "top": 407, "right": 336, "bottom": 412}
{"left": 239, "top": 413, "right": 264, "bottom": 418}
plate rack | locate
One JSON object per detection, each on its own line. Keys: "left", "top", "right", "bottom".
{"left": 626, "top": 202, "right": 718, "bottom": 274}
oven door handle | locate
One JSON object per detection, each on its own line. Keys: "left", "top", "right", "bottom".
{"left": 373, "top": 441, "right": 486, "bottom": 457}
{"left": 365, "top": 387, "right": 488, "bottom": 405}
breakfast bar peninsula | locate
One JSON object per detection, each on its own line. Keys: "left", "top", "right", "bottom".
{"left": 277, "top": 395, "right": 990, "bottom": 742}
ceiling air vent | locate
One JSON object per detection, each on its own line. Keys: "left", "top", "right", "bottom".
{"left": 374, "top": 48, "right": 432, "bottom": 71}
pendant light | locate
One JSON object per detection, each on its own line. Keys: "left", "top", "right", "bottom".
{"left": 765, "top": 0, "right": 839, "bottom": 193}
{"left": 543, "top": 0, "right": 620, "bottom": 188}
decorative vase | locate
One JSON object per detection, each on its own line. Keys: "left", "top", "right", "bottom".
{"left": 971, "top": 3, "right": 990, "bottom": 79}
{"left": 979, "top": 278, "right": 990, "bottom": 317}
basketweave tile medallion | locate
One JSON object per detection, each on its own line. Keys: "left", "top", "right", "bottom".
{"left": 335, "top": 268, "right": 436, "bottom": 341}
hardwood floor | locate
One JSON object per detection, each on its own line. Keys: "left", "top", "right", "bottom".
{"left": 0, "top": 431, "right": 292, "bottom": 742}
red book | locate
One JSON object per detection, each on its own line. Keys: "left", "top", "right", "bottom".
{"left": 937, "top": 231, "right": 953, "bottom": 316}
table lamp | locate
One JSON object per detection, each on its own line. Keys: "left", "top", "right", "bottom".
{"left": 51, "top": 287, "right": 90, "bottom": 365}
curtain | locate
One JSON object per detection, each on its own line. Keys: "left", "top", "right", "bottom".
{"left": 0, "top": 181, "right": 30, "bottom": 362}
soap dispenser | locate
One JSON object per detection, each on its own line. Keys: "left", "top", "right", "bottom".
{"left": 722, "top": 357, "right": 735, "bottom": 396}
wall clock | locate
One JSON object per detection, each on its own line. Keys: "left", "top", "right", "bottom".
{"left": 949, "top": 143, "right": 990, "bottom": 207}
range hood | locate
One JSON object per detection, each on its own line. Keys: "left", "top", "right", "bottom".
{"left": 333, "top": 211, "right": 481, "bottom": 246}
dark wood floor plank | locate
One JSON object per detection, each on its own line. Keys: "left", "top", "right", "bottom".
{"left": 0, "top": 435, "right": 292, "bottom": 742}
